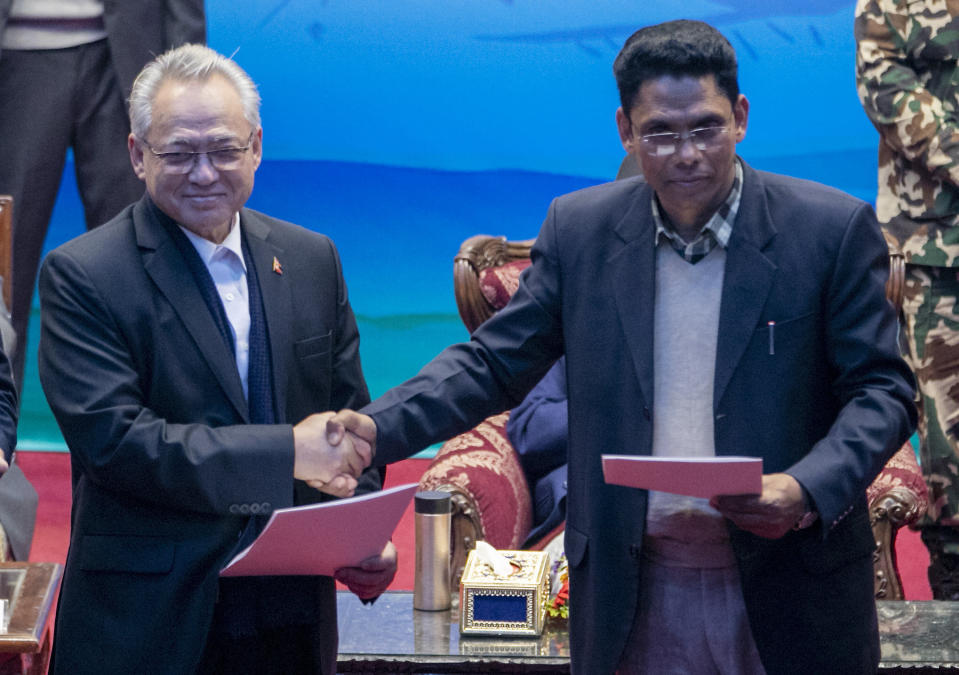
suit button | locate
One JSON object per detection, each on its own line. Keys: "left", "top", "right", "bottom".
{"left": 239, "top": 504, "right": 251, "bottom": 515}
{"left": 250, "top": 503, "right": 261, "bottom": 514}
{"left": 629, "top": 544, "right": 641, "bottom": 560}
{"left": 261, "top": 502, "right": 271, "bottom": 512}
{"left": 229, "top": 505, "right": 240, "bottom": 515}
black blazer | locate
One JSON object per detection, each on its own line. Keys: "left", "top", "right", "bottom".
{"left": 0, "top": 0, "right": 206, "bottom": 97}
{"left": 366, "top": 161, "right": 916, "bottom": 674}
{"left": 39, "top": 196, "right": 372, "bottom": 673}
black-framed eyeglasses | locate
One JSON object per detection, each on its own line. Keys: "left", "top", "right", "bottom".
{"left": 140, "top": 131, "right": 256, "bottom": 174}
{"left": 637, "top": 126, "right": 729, "bottom": 157}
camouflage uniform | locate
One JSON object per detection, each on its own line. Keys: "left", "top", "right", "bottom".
{"left": 856, "top": 0, "right": 959, "bottom": 598}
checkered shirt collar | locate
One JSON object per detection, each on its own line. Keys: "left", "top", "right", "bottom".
{"left": 652, "top": 159, "right": 743, "bottom": 264}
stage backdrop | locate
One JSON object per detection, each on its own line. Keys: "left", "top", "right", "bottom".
{"left": 19, "top": 1, "right": 880, "bottom": 450}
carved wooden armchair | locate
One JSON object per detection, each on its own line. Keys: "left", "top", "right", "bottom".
{"left": 419, "top": 232, "right": 929, "bottom": 599}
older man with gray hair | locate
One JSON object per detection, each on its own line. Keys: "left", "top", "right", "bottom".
{"left": 38, "top": 43, "right": 391, "bottom": 674}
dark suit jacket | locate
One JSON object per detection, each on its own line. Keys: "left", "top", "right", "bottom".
{"left": 365, "top": 161, "right": 916, "bottom": 674}
{"left": 0, "top": 0, "right": 206, "bottom": 97}
{"left": 38, "top": 196, "right": 372, "bottom": 674}
{"left": 507, "top": 357, "right": 568, "bottom": 546}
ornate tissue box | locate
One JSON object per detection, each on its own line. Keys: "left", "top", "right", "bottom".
{"left": 459, "top": 548, "right": 550, "bottom": 637}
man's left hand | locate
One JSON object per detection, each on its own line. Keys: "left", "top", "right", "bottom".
{"left": 334, "top": 541, "right": 398, "bottom": 600}
{"left": 710, "top": 473, "right": 807, "bottom": 539}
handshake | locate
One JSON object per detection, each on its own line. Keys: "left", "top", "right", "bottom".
{"left": 292, "top": 410, "right": 378, "bottom": 497}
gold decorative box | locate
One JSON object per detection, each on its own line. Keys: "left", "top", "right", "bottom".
{"left": 459, "top": 549, "right": 550, "bottom": 637}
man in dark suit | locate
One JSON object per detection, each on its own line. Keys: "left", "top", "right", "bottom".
{"left": 331, "top": 20, "right": 917, "bottom": 674}
{"left": 38, "top": 44, "right": 390, "bottom": 674}
{"left": 0, "top": 0, "right": 205, "bottom": 389}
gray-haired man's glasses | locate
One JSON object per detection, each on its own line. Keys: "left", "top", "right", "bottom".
{"left": 141, "top": 132, "right": 255, "bottom": 174}
{"left": 638, "top": 126, "right": 729, "bottom": 157}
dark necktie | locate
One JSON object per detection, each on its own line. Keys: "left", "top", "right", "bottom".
{"left": 160, "top": 214, "right": 277, "bottom": 426}
{"left": 241, "top": 235, "right": 275, "bottom": 425}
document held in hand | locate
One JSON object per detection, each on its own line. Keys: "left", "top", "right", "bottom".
{"left": 220, "top": 482, "right": 419, "bottom": 577}
{"left": 601, "top": 455, "right": 762, "bottom": 499}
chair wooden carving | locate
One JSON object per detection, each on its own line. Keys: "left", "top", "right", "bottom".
{"left": 420, "top": 231, "right": 928, "bottom": 599}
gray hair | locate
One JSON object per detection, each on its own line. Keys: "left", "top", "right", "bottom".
{"left": 128, "top": 43, "right": 261, "bottom": 139}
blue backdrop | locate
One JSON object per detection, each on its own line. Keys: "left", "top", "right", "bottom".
{"left": 19, "top": 0, "right": 881, "bottom": 449}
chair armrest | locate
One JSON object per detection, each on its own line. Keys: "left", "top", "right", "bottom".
{"left": 867, "top": 442, "right": 928, "bottom": 525}
{"left": 867, "top": 442, "right": 929, "bottom": 599}
{"left": 418, "top": 412, "right": 533, "bottom": 588}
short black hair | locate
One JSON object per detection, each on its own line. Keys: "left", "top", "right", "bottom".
{"left": 613, "top": 20, "right": 739, "bottom": 116}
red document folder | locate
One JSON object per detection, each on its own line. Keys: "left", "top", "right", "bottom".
{"left": 601, "top": 455, "right": 762, "bottom": 499}
{"left": 220, "top": 482, "right": 418, "bottom": 577}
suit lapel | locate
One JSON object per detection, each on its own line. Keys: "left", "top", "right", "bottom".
{"left": 135, "top": 198, "right": 249, "bottom": 421}
{"left": 240, "top": 210, "right": 291, "bottom": 423}
{"left": 713, "top": 162, "right": 777, "bottom": 407}
{"left": 611, "top": 182, "right": 657, "bottom": 413}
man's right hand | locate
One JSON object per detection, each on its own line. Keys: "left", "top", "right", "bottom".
{"left": 293, "top": 412, "right": 372, "bottom": 497}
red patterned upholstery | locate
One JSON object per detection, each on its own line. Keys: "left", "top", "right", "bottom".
{"left": 479, "top": 259, "right": 531, "bottom": 311}
{"left": 867, "top": 442, "right": 927, "bottom": 511}
{"left": 419, "top": 413, "right": 532, "bottom": 550}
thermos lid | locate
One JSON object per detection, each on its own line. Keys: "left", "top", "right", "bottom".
{"left": 415, "top": 490, "right": 451, "bottom": 514}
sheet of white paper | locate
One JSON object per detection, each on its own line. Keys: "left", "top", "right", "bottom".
{"left": 220, "top": 482, "right": 418, "bottom": 577}
{"left": 601, "top": 455, "right": 762, "bottom": 499}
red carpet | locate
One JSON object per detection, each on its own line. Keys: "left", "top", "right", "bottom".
{"left": 15, "top": 451, "right": 933, "bottom": 599}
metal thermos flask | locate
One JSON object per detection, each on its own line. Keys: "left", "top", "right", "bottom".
{"left": 413, "top": 490, "right": 451, "bottom": 611}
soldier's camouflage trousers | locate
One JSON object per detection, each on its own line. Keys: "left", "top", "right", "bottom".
{"left": 902, "top": 264, "right": 959, "bottom": 527}
{"left": 902, "top": 265, "right": 959, "bottom": 599}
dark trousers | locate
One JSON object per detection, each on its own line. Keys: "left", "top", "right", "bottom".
{"left": 921, "top": 524, "right": 959, "bottom": 600}
{"left": 0, "top": 39, "right": 144, "bottom": 390}
{"left": 198, "top": 623, "right": 334, "bottom": 675}
{"left": 197, "top": 576, "right": 338, "bottom": 675}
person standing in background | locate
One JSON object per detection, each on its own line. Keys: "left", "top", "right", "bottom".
{"left": 0, "top": 0, "right": 205, "bottom": 390}
{"left": 856, "top": 0, "right": 959, "bottom": 599}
